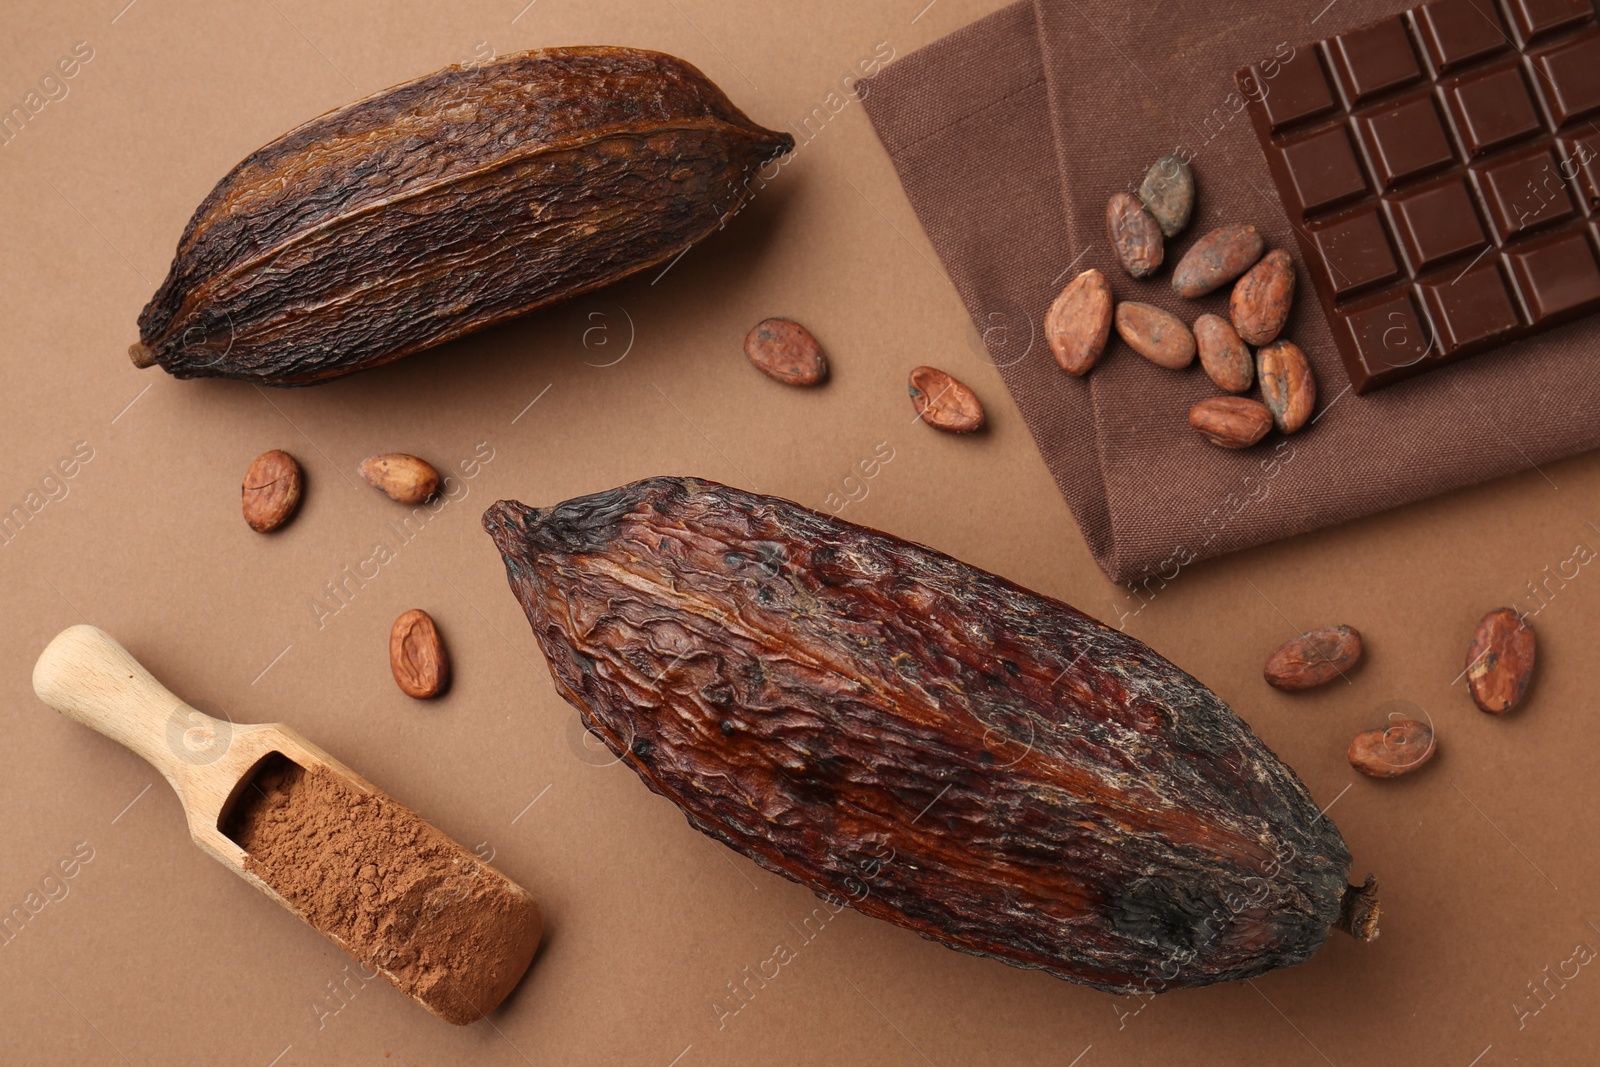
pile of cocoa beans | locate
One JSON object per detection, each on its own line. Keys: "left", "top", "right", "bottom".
{"left": 1046, "top": 154, "right": 1317, "bottom": 450}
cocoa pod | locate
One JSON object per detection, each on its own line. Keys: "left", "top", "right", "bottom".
{"left": 1045, "top": 269, "right": 1113, "bottom": 376}
{"left": 1114, "top": 302, "right": 1195, "bottom": 369}
{"left": 908, "top": 366, "right": 984, "bottom": 433}
{"left": 1264, "top": 625, "right": 1363, "bottom": 690}
{"left": 1348, "top": 720, "right": 1436, "bottom": 779}
{"left": 485, "top": 477, "right": 1379, "bottom": 993}
{"left": 744, "top": 319, "right": 826, "bottom": 387}
{"left": 1107, "top": 192, "right": 1164, "bottom": 278}
{"left": 1172, "top": 224, "right": 1265, "bottom": 299}
{"left": 130, "top": 48, "right": 793, "bottom": 385}
{"left": 1137, "top": 153, "right": 1194, "bottom": 238}
{"left": 1194, "top": 313, "right": 1253, "bottom": 393}
{"left": 359, "top": 454, "right": 440, "bottom": 505}
{"left": 1466, "top": 609, "right": 1535, "bottom": 714}
{"left": 1230, "top": 249, "right": 1296, "bottom": 346}
{"left": 390, "top": 609, "right": 449, "bottom": 699}
{"left": 1257, "top": 340, "right": 1317, "bottom": 434}
{"left": 1189, "top": 397, "right": 1273, "bottom": 449}
{"left": 242, "top": 450, "right": 302, "bottom": 533}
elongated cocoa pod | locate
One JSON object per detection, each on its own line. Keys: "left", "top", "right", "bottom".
{"left": 132, "top": 48, "right": 793, "bottom": 385}
{"left": 485, "top": 478, "right": 1377, "bottom": 992}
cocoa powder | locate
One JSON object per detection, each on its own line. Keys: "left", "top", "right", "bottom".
{"left": 224, "top": 755, "right": 540, "bottom": 1025}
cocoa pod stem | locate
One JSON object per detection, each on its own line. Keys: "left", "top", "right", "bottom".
{"left": 1337, "top": 875, "right": 1381, "bottom": 942}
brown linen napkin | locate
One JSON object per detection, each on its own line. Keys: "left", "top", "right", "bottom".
{"left": 859, "top": 1, "right": 1600, "bottom": 584}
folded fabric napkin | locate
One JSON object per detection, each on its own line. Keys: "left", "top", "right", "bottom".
{"left": 859, "top": 0, "right": 1600, "bottom": 583}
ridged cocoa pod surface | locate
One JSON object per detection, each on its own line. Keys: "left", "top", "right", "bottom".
{"left": 132, "top": 47, "right": 794, "bottom": 385}
{"left": 485, "top": 477, "right": 1378, "bottom": 992}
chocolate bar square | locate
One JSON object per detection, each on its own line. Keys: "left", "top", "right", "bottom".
{"left": 1414, "top": 0, "right": 1511, "bottom": 72}
{"left": 1277, "top": 125, "right": 1371, "bottom": 213}
{"left": 1254, "top": 48, "right": 1338, "bottom": 130}
{"left": 1506, "top": 228, "right": 1600, "bottom": 318}
{"left": 1475, "top": 147, "right": 1578, "bottom": 240}
{"left": 1443, "top": 61, "right": 1543, "bottom": 158}
{"left": 1356, "top": 91, "right": 1456, "bottom": 188}
{"left": 1531, "top": 31, "right": 1600, "bottom": 125}
{"left": 1331, "top": 17, "right": 1425, "bottom": 102}
{"left": 1505, "top": 0, "right": 1593, "bottom": 44}
{"left": 1388, "top": 176, "right": 1489, "bottom": 271}
{"left": 1310, "top": 208, "right": 1402, "bottom": 295}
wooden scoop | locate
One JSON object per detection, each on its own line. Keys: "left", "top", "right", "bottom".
{"left": 32, "top": 624, "right": 542, "bottom": 1025}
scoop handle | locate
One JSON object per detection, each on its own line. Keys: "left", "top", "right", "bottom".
{"left": 33, "top": 624, "right": 215, "bottom": 786}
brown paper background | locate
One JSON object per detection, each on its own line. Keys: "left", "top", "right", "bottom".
{"left": 2, "top": 0, "right": 1598, "bottom": 1063}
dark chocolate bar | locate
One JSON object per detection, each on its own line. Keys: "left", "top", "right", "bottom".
{"left": 1237, "top": 0, "right": 1600, "bottom": 393}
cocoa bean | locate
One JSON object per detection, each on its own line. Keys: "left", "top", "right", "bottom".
{"left": 359, "top": 454, "right": 440, "bottom": 505}
{"left": 1045, "top": 269, "right": 1113, "bottom": 376}
{"left": 1115, "top": 302, "right": 1195, "bottom": 369}
{"left": 1465, "top": 608, "right": 1535, "bottom": 714}
{"left": 1348, "top": 720, "right": 1436, "bottom": 779}
{"left": 390, "top": 609, "right": 449, "bottom": 699}
{"left": 1264, "top": 625, "right": 1363, "bottom": 690}
{"left": 1172, "top": 224, "right": 1265, "bottom": 299}
{"left": 1106, "top": 192, "right": 1164, "bottom": 279}
{"left": 242, "top": 450, "right": 303, "bottom": 533}
{"left": 1137, "top": 153, "right": 1194, "bottom": 238}
{"left": 908, "top": 366, "right": 984, "bottom": 433}
{"left": 1256, "top": 340, "right": 1317, "bottom": 433}
{"left": 1194, "top": 313, "right": 1253, "bottom": 393}
{"left": 744, "top": 318, "right": 827, "bottom": 386}
{"left": 1230, "top": 249, "right": 1296, "bottom": 345}
{"left": 1189, "top": 397, "right": 1272, "bottom": 449}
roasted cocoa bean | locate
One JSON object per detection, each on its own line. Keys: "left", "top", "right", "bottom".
{"left": 1189, "top": 396, "right": 1272, "bottom": 449}
{"left": 1114, "top": 302, "right": 1195, "bottom": 369}
{"left": 1172, "top": 224, "right": 1265, "bottom": 299}
{"left": 390, "top": 609, "right": 449, "bottom": 699}
{"left": 1106, "top": 192, "right": 1164, "bottom": 279}
{"left": 1348, "top": 720, "right": 1436, "bottom": 778}
{"left": 1466, "top": 608, "right": 1535, "bottom": 714}
{"left": 130, "top": 48, "right": 793, "bottom": 385}
{"left": 360, "top": 454, "right": 440, "bottom": 505}
{"left": 908, "top": 366, "right": 984, "bottom": 433}
{"left": 1230, "top": 249, "right": 1296, "bottom": 346}
{"left": 1194, "top": 313, "right": 1253, "bottom": 393}
{"left": 744, "top": 318, "right": 827, "bottom": 386}
{"left": 1045, "top": 269, "right": 1113, "bottom": 376}
{"left": 485, "top": 477, "right": 1379, "bottom": 993}
{"left": 1137, "top": 153, "right": 1194, "bottom": 238}
{"left": 1264, "top": 625, "right": 1363, "bottom": 690}
{"left": 1257, "top": 340, "right": 1317, "bottom": 433}
{"left": 242, "top": 450, "right": 303, "bottom": 533}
